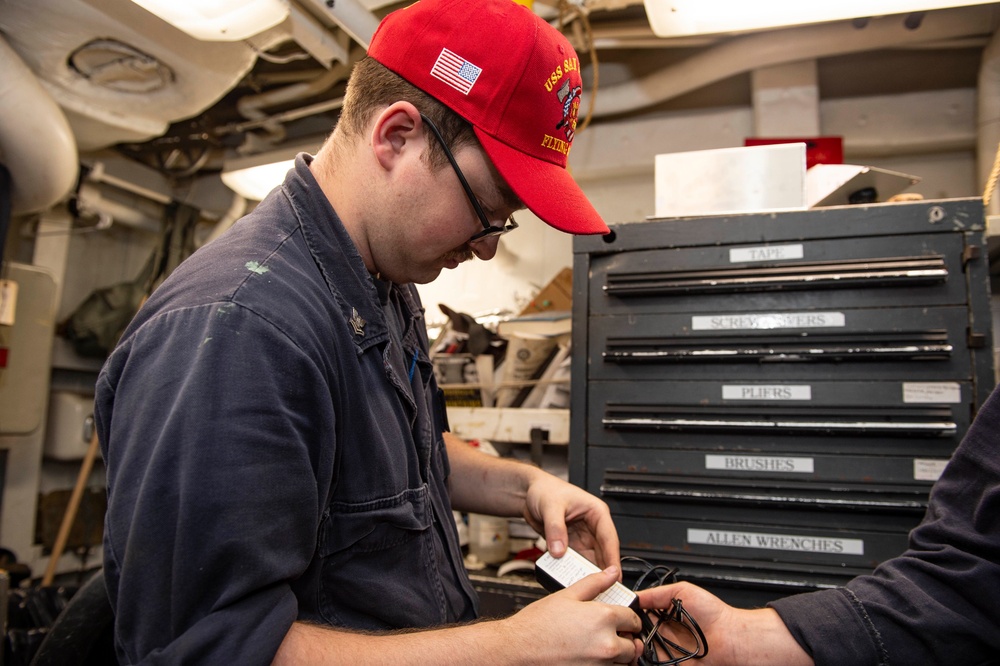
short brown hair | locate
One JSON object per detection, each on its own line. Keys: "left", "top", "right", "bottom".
{"left": 339, "top": 57, "right": 478, "bottom": 170}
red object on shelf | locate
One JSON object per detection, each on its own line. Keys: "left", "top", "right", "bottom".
{"left": 745, "top": 137, "right": 843, "bottom": 169}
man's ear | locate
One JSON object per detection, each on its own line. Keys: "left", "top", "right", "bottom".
{"left": 371, "top": 101, "right": 424, "bottom": 171}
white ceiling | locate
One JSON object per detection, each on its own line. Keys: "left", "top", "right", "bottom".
{"left": 1, "top": 0, "right": 999, "bottom": 195}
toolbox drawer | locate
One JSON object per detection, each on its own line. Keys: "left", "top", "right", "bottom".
{"left": 587, "top": 378, "right": 971, "bottom": 456}
{"left": 589, "top": 305, "right": 976, "bottom": 382}
{"left": 622, "top": 549, "right": 868, "bottom": 607}
{"left": 613, "top": 512, "right": 911, "bottom": 570}
{"left": 584, "top": 445, "right": 950, "bottom": 491}
{"left": 587, "top": 233, "right": 967, "bottom": 316}
{"left": 600, "top": 473, "right": 928, "bottom": 526}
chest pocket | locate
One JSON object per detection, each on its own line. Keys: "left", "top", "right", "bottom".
{"left": 316, "top": 484, "right": 457, "bottom": 629}
{"left": 318, "top": 485, "right": 431, "bottom": 557}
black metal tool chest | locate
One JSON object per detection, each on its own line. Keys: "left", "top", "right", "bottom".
{"left": 570, "top": 198, "right": 995, "bottom": 607}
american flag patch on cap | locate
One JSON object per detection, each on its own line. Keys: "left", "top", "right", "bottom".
{"left": 430, "top": 48, "right": 482, "bottom": 95}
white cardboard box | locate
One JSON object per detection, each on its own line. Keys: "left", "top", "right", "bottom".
{"left": 655, "top": 143, "right": 807, "bottom": 218}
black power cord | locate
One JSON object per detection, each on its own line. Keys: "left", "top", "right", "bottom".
{"left": 622, "top": 557, "right": 708, "bottom": 666}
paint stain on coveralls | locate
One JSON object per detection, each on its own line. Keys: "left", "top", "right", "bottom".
{"left": 245, "top": 261, "right": 270, "bottom": 274}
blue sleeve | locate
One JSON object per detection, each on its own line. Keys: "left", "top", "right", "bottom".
{"left": 770, "top": 385, "right": 1000, "bottom": 665}
{"left": 96, "top": 301, "right": 335, "bottom": 665}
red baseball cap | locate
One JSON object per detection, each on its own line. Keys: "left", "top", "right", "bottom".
{"left": 367, "top": 0, "right": 609, "bottom": 235}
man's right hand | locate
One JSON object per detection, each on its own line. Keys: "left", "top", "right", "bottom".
{"left": 501, "top": 565, "right": 643, "bottom": 665}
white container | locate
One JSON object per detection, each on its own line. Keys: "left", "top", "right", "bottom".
{"left": 655, "top": 143, "right": 807, "bottom": 218}
{"left": 468, "top": 513, "right": 510, "bottom": 565}
{"left": 44, "top": 391, "right": 95, "bottom": 460}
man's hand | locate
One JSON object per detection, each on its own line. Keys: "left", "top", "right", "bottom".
{"left": 503, "top": 566, "right": 643, "bottom": 665}
{"left": 522, "top": 473, "right": 620, "bottom": 571}
{"left": 443, "top": 432, "right": 621, "bottom": 571}
{"left": 637, "top": 582, "right": 814, "bottom": 666}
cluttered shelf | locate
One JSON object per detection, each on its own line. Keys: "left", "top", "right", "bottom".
{"left": 431, "top": 268, "right": 575, "bottom": 446}
{"left": 435, "top": 308, "right": 572, "bottom": 445}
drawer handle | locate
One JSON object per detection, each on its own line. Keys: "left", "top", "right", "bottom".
{"left": 604, "top": 256, "right": 948, "bottom": 296}
{"left": 605, "top": 344, "right": 954, "bottom": 362}
{"left": 602, "top": 415, "right": 957, "bottom": 437}
{"left": 604, "top": 331, "right": 953, "bottom": 363}
{"left": 599, "top": 482, "right": 928, "bottom": 512}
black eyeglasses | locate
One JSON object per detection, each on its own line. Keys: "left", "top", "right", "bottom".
{"left": 420, "top": 113, "right": 518, "bottom": 243}
{"left": 621, "top": 557, "right": 709, "bottom": 666}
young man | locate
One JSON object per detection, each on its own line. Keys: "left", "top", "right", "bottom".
{"left": 96, "top": 0, "right": 643, "bottom": 663}
{"left": 637, "top": 381, "right": 1000, "bottom": 666}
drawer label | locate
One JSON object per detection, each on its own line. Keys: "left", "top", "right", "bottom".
{"left": 692, "top": 312, "right": 845, "bottom": 331}
{"left": 722, "top": 384, "right": 812, "bottom": 401}
{"left": 688, "top": 528, "right": 864, "bottom": 555}
{"left": 914, "top": 458, "right": 948, "bottom": 482}
{"left": 705, "top": 454, "right": 814, "bottom": 474}
{"left": 729, "top": 244, "right": 804, "bottom": 263}
{"left": 902, "top": 382, "right": 961, "bottom": 404}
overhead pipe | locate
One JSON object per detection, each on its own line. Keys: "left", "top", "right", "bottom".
{"left": 75, "top": 183, "right": 164, "bottom": 234}
{"left": 236, "top": 59, "right": 352, "bottom": 142}
{"left": 0, "top": 35, "right": 78, "bottom": 215}
{"left": 586, "top": 6, "right": 999, "bottom": 118}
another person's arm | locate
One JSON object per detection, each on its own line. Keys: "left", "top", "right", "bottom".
{"left": 637, "top": 382, "right": 1000, "bottom": 666}
{"left": 636, "top": 583, "right": 812, "bottom": 666}
{"left": 771, "top": 381, "right": 1000, "bottom": 666}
